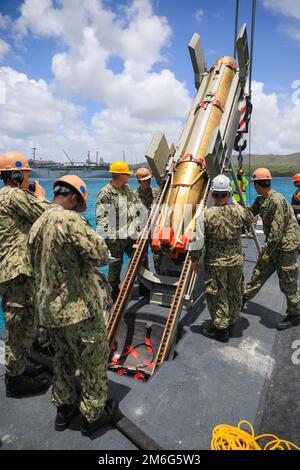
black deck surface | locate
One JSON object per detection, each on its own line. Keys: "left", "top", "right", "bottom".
{"left": 0, "top": 230, "right": 299, "bottom": 450}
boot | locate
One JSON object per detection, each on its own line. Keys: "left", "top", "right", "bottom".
{"left": 5, "top": 373, "right": 50, "bottom": 398}
{"left": 24, "top": 362, "right": 45, "bottom": 378}
{"left": 201, "top": 326, "right": 229, "bottom": 343}
{"left": 276, "top": 314, "right": 300, "bottom": 331}
{"left": 81, "top": 398, "right": 119, "bottom": 436}
{"left": 55, "top": 404, "right": 79, "bottom": 431}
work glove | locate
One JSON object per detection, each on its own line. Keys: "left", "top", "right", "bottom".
{"left": 259, "top": 249, "right": 269, "bottom": 264}
{"left": 192, "top": 260, "right": 201, "bottom": 273}
{"left": 33, "top": 180, "right": 46, "bottom": 200}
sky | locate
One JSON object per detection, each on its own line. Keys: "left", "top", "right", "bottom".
{"left": 0, "top": 0, "right": 300, "bottom": 163}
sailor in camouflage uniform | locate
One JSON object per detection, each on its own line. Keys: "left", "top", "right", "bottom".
{"left": 28, "top": 175, "right": 117, "bottom": 435}
{"left": 135, "top": 168, "right": 162, "bottom": 275}
{"left": 243, "top": 168, "right": 300, "bottom": 330}
{"left": 191, "top": 174, "right": 253, "bottom": 342}
{"left": 0, "top": 151, "right": 50, "bottom": 397}
{"left": 96, "top": 161, "right": 137, "bottom": 301}
{"left": 292, "top": 173, "right": 300, "bottom": 226}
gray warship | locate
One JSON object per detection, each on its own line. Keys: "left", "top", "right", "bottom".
{"left": 29, "top": 151, "right": 110, "bottom": 179}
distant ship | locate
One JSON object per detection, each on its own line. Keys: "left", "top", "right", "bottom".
{"left": 29, "top": 150, "right": 111, "bottom": 179}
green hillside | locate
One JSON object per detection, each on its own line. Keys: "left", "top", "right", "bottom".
{"left": 231, "top": 153, "right": 300, "bottom": 177}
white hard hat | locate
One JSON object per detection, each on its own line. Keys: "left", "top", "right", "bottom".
{"left": 211, "top": 174, "right": 231, "bottom": 192}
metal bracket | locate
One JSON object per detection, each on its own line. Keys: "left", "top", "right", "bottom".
{"left": 145, "top": 131, "right": 171, "bottom": 185}
{"left": 188, "top": 33, "right": 206, "bottom": 90}
{"left": 205, "top": 129, "right": 227, "bottom": 179}
{"left": 236, "top": 23, "right": 249, "bottom": 87}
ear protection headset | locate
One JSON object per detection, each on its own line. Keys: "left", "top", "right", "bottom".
{"left": 11, "top": 170, "right": 24, "bottom": 186}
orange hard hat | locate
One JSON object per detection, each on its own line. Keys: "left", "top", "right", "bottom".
{"left": 293, "top": 173, "right": 300, "bottom": 183}
{"left": 135, "top": 167, "right": 152, "bottom": 181}
{"left": 109, "top": 160, "right": 132, "bottom": 175}
{"left": 53, "top": 175, "right": 88, "bottom": 212}
{"left": 0, "top": 151, "right": 32, "bottom": 172}
{"left": 251, "top": 168, "right": 272, "bottom": 181}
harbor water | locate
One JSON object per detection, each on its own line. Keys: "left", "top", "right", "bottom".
{"left": 0, "top": 176, "right": 296, "bottom": 329}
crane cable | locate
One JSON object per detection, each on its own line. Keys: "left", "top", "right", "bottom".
{"left": 248, "top": 0, "right": 257, "bottom": 203}
{"left": 211, "top": 420, "right": 300, "bottom": 450}
{"left": 233, "top": 0, "right": 239, "bottom": 59}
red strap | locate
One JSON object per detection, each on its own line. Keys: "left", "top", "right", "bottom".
{"left": 143, "top": 360, "right": 155, "bottom": 368}
{"left": 211, "top": 99, "right": 225, "bottom": 111}
{"left": 133, "top": 372, "right": 145, "bottom": 381}
{"left": 117, "top": 369, "right": 126, "bottom": 375}
{"left": 145, "top": 337, "right": 152, "bottom": 353}
{"left": 126, "top": 345, "right": 139, "bottom": 358}
{"left": 111, "top": 353, "right": 120, "bottom": 365}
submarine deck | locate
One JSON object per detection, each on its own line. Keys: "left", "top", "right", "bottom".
{"left": 0, "top": 229, "right": 300, "bottom": 450}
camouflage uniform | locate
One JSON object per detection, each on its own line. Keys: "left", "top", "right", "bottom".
{"left": 135, "top": 186, "right": 162, "bottom": 273}
{"left": 96, "top": 183, "right": 137, "bottom": 297}
{"left": 0, "top": 186, "right": 50, "bottom": 376}
{"left": 191, "top": 203, "right": 253, "bottom": 330}
{"left": 244, "top": 190, "right": 300, "bottom": 314}
{"left": 292, "top": 187, "right": 300, "bottom": 226}
{"left": 28, "top": 205, "right": 109, "bottom": 423}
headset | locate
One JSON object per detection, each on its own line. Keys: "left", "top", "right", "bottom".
{"left": 11, "top": 170, "right": 24, "bottom": 186}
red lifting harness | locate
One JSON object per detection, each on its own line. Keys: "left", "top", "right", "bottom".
{"left": 109, "top": 324, "right": 155, "bottom": 380}
{"left": 172, "top": 153, "right": 207, "bottom": 171}
{"left": 194, "top": 98, "right": 225, "bottom": 114}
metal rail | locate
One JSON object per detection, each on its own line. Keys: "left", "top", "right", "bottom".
{"left": 151, "top": 253, "right": 193, "bottom": 373}
{"left": 106, "top": 175, "right": 171, "bottom": 345}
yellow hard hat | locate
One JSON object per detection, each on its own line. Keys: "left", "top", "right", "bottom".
{"left": 135, "top": 167, "right": 152, "bottom": 181}
{"left": 0, "top": 151, "right": 32, "bottom": 172}
{"left": 53, "top": 174, "right": 88, "bottom": 212}
{"left": 109, "top": 160, "right": 132, "bottom": 175}
{"left": 251, "top": 168, "right": 272, "bottom": 181}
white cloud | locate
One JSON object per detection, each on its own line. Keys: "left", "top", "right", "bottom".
{"left": 8, "top": 0, "right": 191, "bottom": 163}
{"left": 0, "top": 67, "right": 95, "bottom": 161}
{"left": 194, "top": 8, "right": 204, "bottom": 24}
{"left": 92, "top": 107, "right": 183, "bottom": 164}
{"left": 263, "top": 0, "right": 300, "bottom": 43}
{"left": 262, "top": 0, "right": 300, "bottom": 21}
{"left": 281, "top": 25, "right": 300, "bottom": 42}
{"left": 251, "top": 80, "right": 300, "bottom": 154}
{"left": 0, "top": 13, "right": 12, "bottom": 62}
{"left": 0, "top": 39, "right": 10, "bottom": 63}
{"left": 0, "top": 13, "right": 12, "bottom": 30}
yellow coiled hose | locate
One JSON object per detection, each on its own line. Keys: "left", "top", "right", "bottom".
{"left": 211, "top": 420, "right": 300, "bottom": 450}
